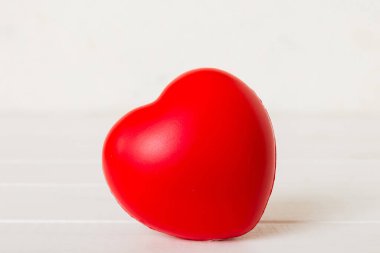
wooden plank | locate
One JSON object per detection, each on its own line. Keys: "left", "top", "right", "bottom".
{"left": 0, "top": 158, "right": 378, "bottom": 185}
{"left": 0, "top": 222, "right": 378, "bottom": 253}
{"left": 0, "top": 115, "right": 379, "bottom": 183}
{"left": 0, "top": 172, "right": 379, "bottom": 222}
{"left": 0, "top": 163, "right": 102, "bottom": 184}
{"left": 0, "top": 184, "right": 127, "bottom": 220}
{"left": 0, "top": 114, "right": 379, "bottom": 163}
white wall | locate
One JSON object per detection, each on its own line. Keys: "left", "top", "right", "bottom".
{"left": 1, "top": 0, "right": 379, "bottom": 114}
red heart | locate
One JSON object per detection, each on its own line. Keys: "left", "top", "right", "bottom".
{"left": 103, "top": 68, "right": 276, "bottom": 240}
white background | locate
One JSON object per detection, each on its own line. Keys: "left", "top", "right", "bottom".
{"left": 0, "top": 1, "right": 379, "bottom": 252}
{"left": 1, "top": 0, "right": 379, "bottom": 115}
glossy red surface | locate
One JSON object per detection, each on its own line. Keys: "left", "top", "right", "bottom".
{"left": 103, "top": 68, "right": 276, "bottom": 240}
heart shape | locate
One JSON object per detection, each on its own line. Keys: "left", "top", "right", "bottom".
{"left": 103, "top": 68, "right": 276, "bottom": 240}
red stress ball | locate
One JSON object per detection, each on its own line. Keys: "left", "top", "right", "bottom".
{"left": 102, "top": 68, "right": 276, "bottom": 240}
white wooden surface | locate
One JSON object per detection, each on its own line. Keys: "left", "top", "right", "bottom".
{"left": 0, "top": 113, "right": 379, "bottom": 252}
{"left": 1, "top": 1, "right": 380, "bottom": 115}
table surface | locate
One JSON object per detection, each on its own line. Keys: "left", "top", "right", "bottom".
{"left": 0, "top": 113, "right": 379, "bottom": 252}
